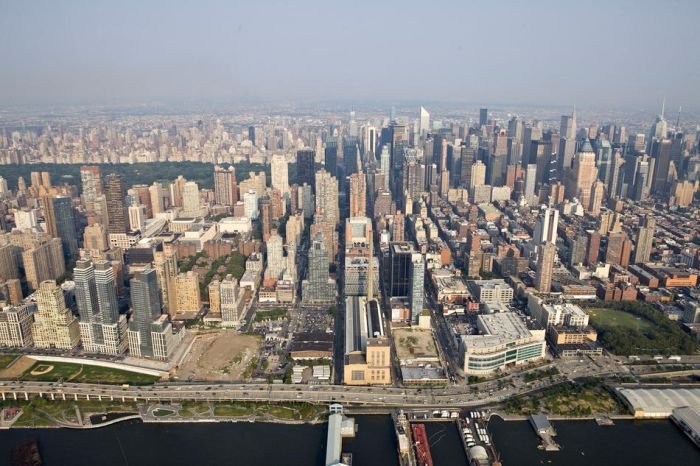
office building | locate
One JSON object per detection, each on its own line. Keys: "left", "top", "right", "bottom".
{"left": 533, "top": 207, "right": 559, "bottom": 245}
{"left": 388, "top": 242, "right": 414, "bottom": 297}
{"left": 45, "top": 196, "right": 78, "bottom": 262}
{"left": 479, "top": 108, "right": 488, "bottom": 127}
{"left": 572, "top": 140, "right": 598, "bottom": 208}
{"left": 243, "top": 190, "right": 258, "bottom": 220}
{"left": 153, "top": 250, "right": 178, "bottom": 314}
{"left": 459, "top": 312, "right": 546, "bottom": 375}
{"left": 467, "top": 279, "right": 514, "bottom": 304}
{"left": 32, "top": 280, "right": 80, "bottom": 350}
{"left": 149, "top": 182, "right": 165, "bottom": 215}
{"left": 409, "top": 253, "right": 425, "bottom": 323}
{"left": 302, "top": 231, "right": 336, "bottom": 304}
{"left": 22, "top": 239, "right": 65, "bottom": 291}
{"left": 83, "top": 223, "right": 108, "bottom": 254}
{"left": 127, "top": 268, "right": 161, "bottom": 358}
{"left": 297, "top": 149, "right": 315, "bottom": 190}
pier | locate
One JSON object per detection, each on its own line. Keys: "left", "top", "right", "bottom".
{"left": 325, "top": 404, "right": 356, "bottom": 466}
{"left": 528, "top": 414, "right": 560, "bottom": 451}
{"left": 670, "top": 406, "right": 700, "bottom": 448}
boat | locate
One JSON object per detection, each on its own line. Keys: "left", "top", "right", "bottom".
{"left": 411, "top": 424, "right": 434, "bottom": 466}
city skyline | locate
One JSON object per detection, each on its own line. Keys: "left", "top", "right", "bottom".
{"left": 1, "top": 0, "right": 699, "bottom": 109}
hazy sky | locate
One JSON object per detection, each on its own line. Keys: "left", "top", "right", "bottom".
{"left": 1, "top": 0, "right": 698, "bottom": 108}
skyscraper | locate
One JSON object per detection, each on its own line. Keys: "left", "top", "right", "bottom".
{"left": 572, "top": 140, "right": 598, "bottom": 208}
{"left": 302, "top": 231, "right": 335, "bottom": 304}
{"left": 324, "top": 137, "right": 338, "bottom": 177}
{"left": 388, "top": 242, "right": 413, "bottom": 297}
{"left": 149, "top": 182, "right": 165, "bottom": 215}
{"left": 533, "top": 207, "right": 559, "bottom": 245}
{"left": 32, "top": 280, "right": 80, "bottom": 350}
{"left": 128, "top": 268, "right": 161, "bottom": 358}
{"left": 105, "top": 173, "right": 128, "bottom": 234}
{"left": 260, "top": 196, "right": 272, "bottom": 241}
{"left": 213, "top": 165, "right": 238, "bottom": 206}
{"left": 153, "top": 249, "right": 178, "bottom": 314}
{"left": 634, "top": 215, "right": 656, "bottom": 264}
{"left": 75, "top": 260, "right": 127, "bottom": 355}
{"left": 479, "top": 108, "right": 488, "bottom": 127}
{"left": 409, "top": 253, "right": 425, "bottom": 324}
{"left": 271, "top": 154, "right": 289, "bottom": 199}
{"left": 534, "top": 242, "right": 556, "bottom": 293}
{"left": 45, "top": 196, "right": 78, "bottom": 262}
{"left": 419, "top": 106, "right": 430, "bottom": 138}
{"left": 349, "top": 171, "right": 367, "bottom": 217}
{"left": 315, "top": 169, "right": 339, "bottom": 226}
{"left": 296, "top": 149, "right": 315, "bottom": 190}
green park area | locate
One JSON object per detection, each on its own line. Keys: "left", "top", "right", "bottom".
{"left": 503, "top": 379, "right": 626, "bottom": 417}
{"left": 4, "top": 398, "right": 140, "bottom": 428}
{"left": 586, "top": 301, "right": 698, "bottom": 356}
{"left": 0, "top": 354, "right": 19, "bottom": 369}
{"left": 212, "top": 401, "right": 325, "bottom": 421}
{"left": 20, "top": 361, "right": 160, "bottom": 385}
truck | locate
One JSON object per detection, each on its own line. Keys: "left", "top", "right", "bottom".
{"left": 121, "top": 384, "right": 130, "bottom": 390}
{"left": 668, "top": 355, "right": 682, "bottom": 362}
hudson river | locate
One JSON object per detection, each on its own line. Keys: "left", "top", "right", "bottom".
{"left": 1, "top": 416, "right": 697, "bottom": 465}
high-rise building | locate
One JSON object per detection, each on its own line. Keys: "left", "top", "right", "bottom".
{"left": 45, "top": 196, "right": 78, "bottom": 262}
{"left": 182, "top": 181, "right": 200, "bottom": 217}
{"left": 315, "top": 169, "right": 339, "bottom": 226}
{"left": 128, "top": 203, "right": 145, "bottom": 231}
{"left": 153, "top": 250, "right": 178, "bottom": 314}
{"left": 325, "top": 137, "right": 338, "bottom": 177}
{"left": 22, "top": 239, "right": 65, "bottom": 291}
{"left": 80, "top": 166, "right": 103, "bottom": 216}
{"left": 302, "top": 231, "right": 336, "bottom": 304}
{"left": 634, "top": 215, "right": 656, "bottom": 264}
{"left": 213, "top": 165, "right": 238, "bottom": 206}
{"left": 572, "top": 140, "right": 598, "bottom": 208}
{"left": 105, "top": 174, "right": 128, "bottom": 234}
{"left": 0, "top": 303, "right": 34, "bottom": 348}
{"left": 533, "top": 207, "right": 559, "bottom": 245}
{"left": 419, "top": 106, "right": 430, "bottom": 137}
{"left": 469, "top": 160, "right": 486, "bottom": 192}
{"left": 75, "top": 260, "right": 127, "bottom": 355}
{"left": 349, "top": 171, "right": 367, "bottom": 217}
{"left": 296, "top": 149, "right": 316, "bottom": 191}
{"left": 271, "top": 154, "right": 289, "bottom": 200}
{"left": 606, "top": 232, "right": 632, "bottom": 268}
{"left": 409, "top": 253, "right": 425, "bottom": 324}
{"left": 588, "top": 180, "right": 605, "bottom": 215}
{"left": 32, "top": 280, "right": 80, "bottom": 350}
{"left": 479, "top": 108, "right": 488, "bottom": 127}
{"left": 83, "top": 223, "right": 108, "bottom": 254}
{"left": 650, "top": 138, "right": 672, "bottom": 194}
{"left": 0, "top": 244, "right": 20, "bottom": 281}
{"left": 128, "top": 268, "right": 161, "bottom": 358}
{"left": 149, "top": 182, "right": 165, "bottom": 215}
{"left": 175, "top": 271, "right": 201, "bottom": 316}
{"left": 243, "top": 190, "right": 259, "bottom": 220}
{"left": 388, "top": 242, "right": 414, "bottom": 297}
{"left": 260, "top": 196, "right": 272, "bottom": 241}
{"left": 219, "top": 275, "right": 240, "bottom": 327}
{"left": 535, "top": 242, "right": 556, "bottom": 293}
{"left": 265, "top": 232, "right": 285, "bottom": 280}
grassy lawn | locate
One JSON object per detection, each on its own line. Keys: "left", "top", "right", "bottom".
{"left": 20, "top": 361, "right": 160, "bottom": 385}
{"left": 153, "top": 408, "right": 175, "bottom": 417}
{"left": 0, "top": 354, "right": 19, "bottom": 369}
{"left": 587, "top": 308, "right": 652, "bottom": 331}
{"left": 211, "top": 401, "right": 325, "bottom": 420}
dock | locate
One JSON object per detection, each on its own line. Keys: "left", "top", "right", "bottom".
{"left": 670, "top": 406, "right": 700, "bottom": 448}
{"left": 528, "top": 414, "right": 560, "bottom": 451}
{"left": 325, "top": 404, "right": 356, "bottom": 466}
{"left": 393, "top": 411, "right": 417, "bottom": 466}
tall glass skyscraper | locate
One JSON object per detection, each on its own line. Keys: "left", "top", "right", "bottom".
{"left": 129, "top": 268, "right": 161, "bottom": 357}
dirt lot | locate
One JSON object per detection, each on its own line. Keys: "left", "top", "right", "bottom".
{"left": 177, "top": 330, "right": 262, "bottom": 381}
{"left": 392, "top": 328, "right": 439, "bottom": 361}
{"left": 0, "top": 356, "right": 35, "bottom": 379}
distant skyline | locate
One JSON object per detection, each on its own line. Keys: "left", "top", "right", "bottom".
{"left": 1, "top": 0, "right": 699, "bottom": 109}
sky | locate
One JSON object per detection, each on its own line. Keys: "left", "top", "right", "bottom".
{"left": 0, "top": 0, "right": 698, "bottom": 109}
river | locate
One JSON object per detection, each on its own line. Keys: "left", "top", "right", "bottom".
{"left": 0, "top": 416, "right": 697, "bottom": 465}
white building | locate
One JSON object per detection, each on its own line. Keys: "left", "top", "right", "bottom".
{"left": 527, "top": 295, "right": 589, "bottom": 328}
{"left": 243, "top": 190, "right": 258, "bottom": 220}
{"left": 459, "top": 312, "right": 546, "bottom": 375}
{"left": 218, "top": 217, "right": 252, "bottom": 235}
{"left": 0, "top": 303, "right": 35, "bottom": 348}
{"left": 466, "top": 279, "right": 514, "bottom": 305}
{"left": 182, "top": 181, "right": 201, "bottom": 217}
